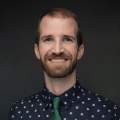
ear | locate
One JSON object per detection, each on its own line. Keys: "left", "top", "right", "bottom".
{"left": 77, "top": 44, "right": 84, "bottom": 60}
{"left": 34, "top": 43, "right": 41, "bottom": 60}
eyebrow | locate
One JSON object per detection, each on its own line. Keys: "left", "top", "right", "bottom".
{"left": 63, "top": 35, "right": 76, "bottom": 40}
{"left": 40, "top": 35, "right": 52, "bottom": 40}
{"left": 40, "top": 35, "right": 76, "bottom": 40}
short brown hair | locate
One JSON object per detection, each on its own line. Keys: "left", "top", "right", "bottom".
{"left": 35, "top": 8, "right": 83, "bottom": 47}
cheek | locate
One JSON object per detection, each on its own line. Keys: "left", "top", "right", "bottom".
{"left": 38, "top": 45, "right": 52, "bottom": 60}
{"left": 66, "top": 45, "right": 78, "bottom": 55}
{"left": 39, "top": 44, "right": 51, "bottom": 52}
{"left": 39, "top": 43, "right": 53, "bottom": 51}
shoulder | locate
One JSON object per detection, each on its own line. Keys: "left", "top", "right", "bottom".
{"left": 11, "top": 91, "right": 43, "bottom": 107}
{"left": 8, "top": 91, "right": 43, "bottom": 119}
{"left": 79, "top": 86, "right": 120, "bottom": 119}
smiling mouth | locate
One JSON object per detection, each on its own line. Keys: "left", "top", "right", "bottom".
{"left": 48, "top": 58, "right": 68, "bottom": 62}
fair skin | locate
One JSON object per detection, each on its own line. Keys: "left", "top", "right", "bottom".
{"left": 34, "top": 16, "right": 84, "bottom": 95}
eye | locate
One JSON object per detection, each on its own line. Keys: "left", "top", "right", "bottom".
{"left": 63, "top": 37, "right": 73, "bottom": 42}
{"left": 43, "top": 38, "right": 53, "bottom": 42}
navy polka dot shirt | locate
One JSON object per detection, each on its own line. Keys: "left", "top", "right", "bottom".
{"left": 9, "top": 81, "right": 120, "bottom": 120}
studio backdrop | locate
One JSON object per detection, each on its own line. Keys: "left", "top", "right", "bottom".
{"left": 0, "top": 0, "right": 120, "bottom": 120}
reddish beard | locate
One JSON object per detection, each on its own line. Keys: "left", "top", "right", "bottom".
{"left": 40, "top": 50, "right": 78, "bottom": 78}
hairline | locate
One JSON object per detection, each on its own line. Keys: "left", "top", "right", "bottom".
{"left": 39, "top": 15, "right": 78, "bottom": 37}
{"left": 35, "top": 8, "right": 83, "bottom": 46}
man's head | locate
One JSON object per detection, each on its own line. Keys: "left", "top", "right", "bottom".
{"left": 35, "top": 8, "right": 83, "bottom": 47}
{"left": 34, "top": 8, "right": 84, "bottom": 78}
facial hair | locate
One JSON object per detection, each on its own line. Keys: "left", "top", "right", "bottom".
{"left": 40, "top": 50, "right": 78, "bottom": 78}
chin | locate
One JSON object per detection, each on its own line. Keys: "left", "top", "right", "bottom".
{"left": 46, "top": 69, "right": 74, "bottom": 78}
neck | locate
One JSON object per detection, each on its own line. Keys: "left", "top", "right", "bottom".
{"left": 44, "top": 71, "right": 77, "bottom": 96}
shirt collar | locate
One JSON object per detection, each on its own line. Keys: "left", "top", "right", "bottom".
{"left": 40, "top": 80, "right": 86, "bottom": 109}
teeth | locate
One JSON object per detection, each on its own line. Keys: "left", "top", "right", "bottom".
{"left": 52, "top": 59, "right": 65, "bottom": 61}
{"left": 49, "top": 59, "right": 67, "bottom": 62}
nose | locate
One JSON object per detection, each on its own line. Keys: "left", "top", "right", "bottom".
{"left": 52, "top": 40, "right": 64, "bottom": 54}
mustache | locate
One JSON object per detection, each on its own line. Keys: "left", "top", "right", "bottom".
{"left": 45, "top": 52, "right": 72, "bottom": 60}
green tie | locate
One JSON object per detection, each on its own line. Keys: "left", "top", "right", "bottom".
{"left": 52, "top": 97, "right": 61, "bottom": 120}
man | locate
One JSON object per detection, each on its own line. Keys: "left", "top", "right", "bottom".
{"left": 9, "top": 8, "right": 120, "bottom": 120}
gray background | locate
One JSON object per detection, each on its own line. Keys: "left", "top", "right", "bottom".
{"left": 0, "top": 0, "right": 120, "bottom": 119}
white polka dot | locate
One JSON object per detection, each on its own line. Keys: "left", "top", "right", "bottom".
{"left": 80, "top": 112, "right": 84, "bottom": 116}
{"left": 31, "top": 104, "right": 34, "bottom": 107}
{"left": 97, "top": 109, "right": 101, "bottom": 112}
{"left": 91, "top": 114, "right": 95, "bottom": 118}
{"left": 97, "top": 97, "right": 102, "bottom": 102}
{"left": 81, "top": 89, "right": 84, "bottom": 92}
{"left": 82, "top": 93, "right": 86, "bottom": 96}
{"left": 69, "top": 111, "right": 73, "bottom": 115}
{"left": 28, "top": 100, "right": 32, "bottom": 103}
{"left": 49, "top": 96, "right": 51, "bottom": 99}
{"left": 74, "top": 118, "right": 78, "bottom": 120}
{"left": 23, "top": 106, "right": 26, "bottom": 109}
{"left": 102, "top": 104, "right": 106, "bottom": 107}
{"left": 75, "top": 106, "right": 79, "bottom": 110}
{"left": 87, "top": 97, "right": 91, "bottom": 101}
{"left": 86, "top": 107, "right": 90, "bottom": 111}
{"left": 81, "top": 101, "right": 85, "bottom": 104}
{"left": 98, "top": 99, "right": 102, "bottom": 102}
{"left": 49, "top": 103, "right": 52, "bottom": 107}
{"left": 39, "top": 103, "right": 42, "bottom": 106}
{"left": 65, "top": 93, "right": 68, "bottom": 97}
{"left": 92, "top": 103, "right": 96, "bottom": 107}
{"left": 101, "top": 114, "right": 105, "bottom": 118}
{"left": 18, "top": 111, "right": 21, "bottom": 114}
{"left": 77, "top": 96, "right": 80, "bottom": 99}
{"left": 46, "top": 114, "right": 49, "bottom": 118}
{"left": 72, "top": 101, "right": 75, "bottom": 103}
{"left": 28, "top": 115, "right": 32, "bottom": 118}
{"left": 11, "top": 115, "right": 15, "bottom": 118}
{"left": 43, "top": 108, "right": 45, "bottom": 111}
{"left": 20, "top": 116, "right": 23, "bottom": 119}
{"left": 37, "top": 114, "right": 40, "bottom": 117}
{"left": 35, "top": 96, "right": 39, "bottom": 99}
{"left": 107, "top": 109, "right": 111, "bottom": 112}
{"left": 21, "top": 101, "right": 24, "bottom": 104}
{"left": 34, "top": 109, "right": 38, "bottom": 112}
{"left": 26, "top": 110, "right": 29, "bottom": 114}
{"left": 64, "top": 101, "right": 67, "bottom": 105}
{"left": 72, "top": 93, "right": 75, "bottom": 96}
{"left": 37, "top": 99, "right": 40, "bottom": 102}
{"left": 15, "top": 106, "right": 18, "bottom": 109}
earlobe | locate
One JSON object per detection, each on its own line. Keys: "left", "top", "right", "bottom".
{"left": 34, "top": 44, "right": 40, "bottom": 60}
{"left": 77, "top": 44, "right": 84, "bottom": 60}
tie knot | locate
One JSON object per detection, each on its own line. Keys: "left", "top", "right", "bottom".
{"left": 53, "top": 97, "right": 60, "bottom": 109}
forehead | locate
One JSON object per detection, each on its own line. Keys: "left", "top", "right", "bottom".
{"left": 38, "top": 16, "right": 78, "bottom": 36}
